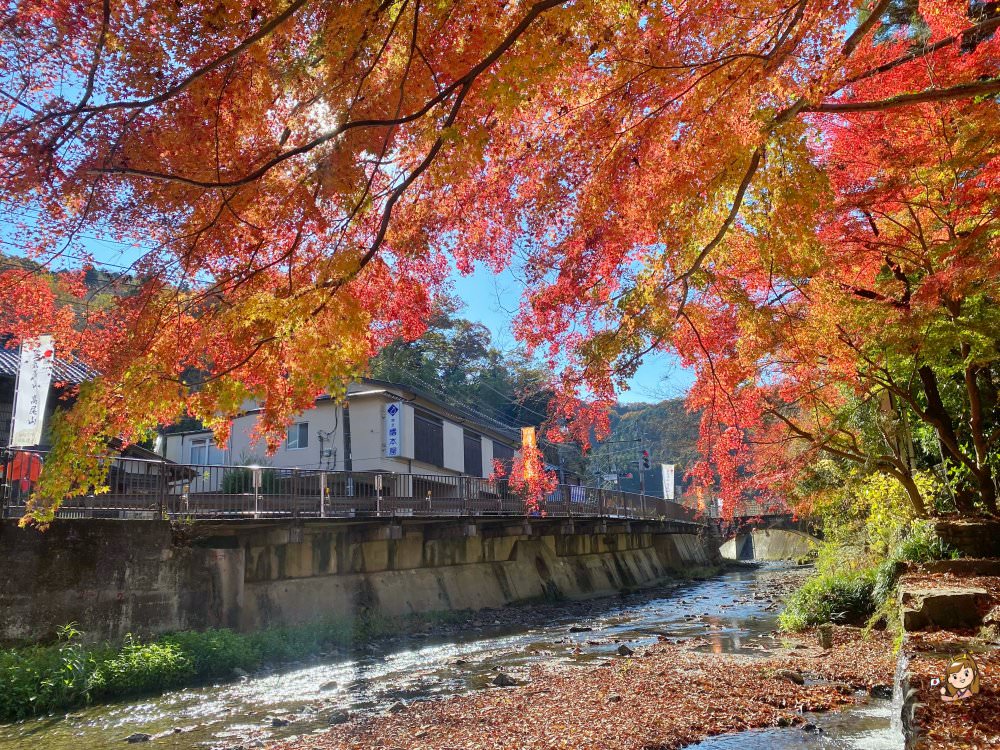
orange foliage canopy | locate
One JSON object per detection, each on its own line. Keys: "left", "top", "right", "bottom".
{"left": 0, "top": 0, "right": 997, "bottom": 519}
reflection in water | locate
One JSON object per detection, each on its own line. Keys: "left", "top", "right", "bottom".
{"left": 0, "top": 565, "right": 901, "bottom": 750}
{"left": 687, "top": 700, "right": 901, "bottom": 750}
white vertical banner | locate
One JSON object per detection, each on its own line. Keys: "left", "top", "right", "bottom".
{"left": 11, "top": 335, "right": 55, "bottom": 447}
{"left": 660, "top": 463, "right": 675, "bottom": 500}
{"left": 384, "top": 401, "right": 402, "bottom": 457}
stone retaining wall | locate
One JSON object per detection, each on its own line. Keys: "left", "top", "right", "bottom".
{"left": 0, "top": 518, "right": 720, "bottom": 644}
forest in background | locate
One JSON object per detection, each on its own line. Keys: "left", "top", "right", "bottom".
{"left": 369, "top": 296, "right": 701, "bottom": 486}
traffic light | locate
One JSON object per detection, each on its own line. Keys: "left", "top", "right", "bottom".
{"left": 641, "top": 450, "right": 650, "bottom": 469}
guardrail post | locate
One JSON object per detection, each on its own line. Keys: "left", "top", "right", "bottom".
{"left": 158, "top": 459, "right": 167, "bottom": 518}
{"left": 320, "top": 472, "right": 327, "bottom": 518}
{"left": 0, "top": 448, "right": 8, "bottom": 519}
{"left": 461, "top": 477, "right": 469, "bottom": 516}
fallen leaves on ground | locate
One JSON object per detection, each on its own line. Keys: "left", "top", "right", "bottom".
{"left": 905, "top": 631, "right": 1000, "bottom": 748}
{"left": 270, "top": 628, "right": 894, "bottom": 750}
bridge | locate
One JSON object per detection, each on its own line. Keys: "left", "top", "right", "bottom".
{"left": 1, "top": 452, "right": 702, "bottom": 525}
{"left": 712, "top": 510, "right": 821, "bottom": 561}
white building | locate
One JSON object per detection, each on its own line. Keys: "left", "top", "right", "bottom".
{"left": 158, "top": 378, "right": 518, "bottom": 478}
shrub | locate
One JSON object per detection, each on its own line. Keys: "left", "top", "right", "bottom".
{"left": 161, "top": 629, "right": 261, "bottom": 678}
{"left": 896, "top": 519, "right": 960, "bottom": 563}
{"left": 0, "top": 624, "right": 101, "bottom": 720}
{"left": 88, "top": 634, "right": 194, "bottom": 698}
{"left": 779, "top": 568, "right": 877, "bottom": 631}
{"left": 221, "top": 467, "right": 280, "bottom": 494}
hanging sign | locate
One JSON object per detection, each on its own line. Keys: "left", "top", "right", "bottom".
{"left": 384, "top": 401, "right": 402, "bottom": 457}
{"left": 520, "top": 426, "right": 537, "bottom": 449}
{"left": 661, "top": 463, "right": 676, "bottom": 500}
{"left": 11, "top": 336, "right": 55, "bottom": 447}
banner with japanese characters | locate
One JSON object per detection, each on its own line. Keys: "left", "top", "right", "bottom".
{"left": 11, "top": 335, "right": 55, "bottom": 447}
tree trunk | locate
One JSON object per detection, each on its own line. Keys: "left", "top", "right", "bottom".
{"left": 974, "top": 469, "right": 999, "bottom": 516}
{"left": 899, "top": 472, "right": 927, "bottom": 517}
{"left": 916, "top": 365, "right": 994, "bottom": 515}
{"left": 953, "top": 486, "right": 979, "bottom": 515}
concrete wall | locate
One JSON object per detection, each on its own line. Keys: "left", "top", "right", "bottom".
{"left": 0, "top": 520, "right": 243, "bottom": 644}
{"left": 237, "top": 521, "right": 720, "bottom": 629}
{"left": 0, "top": 518, "right": 719, "bottom": 644}
{"left": 720, "top": 529, "right": 817, "bottom": 561}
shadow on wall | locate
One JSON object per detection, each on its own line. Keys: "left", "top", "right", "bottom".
{"left": 719, "top": 529, "right": 818, "bottom": 562}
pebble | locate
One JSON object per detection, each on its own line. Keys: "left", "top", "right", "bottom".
{"left": 327, "top": 710, "right": 351, "bottom": 725}
{"left": 124, "top": 734, "right": 151, "bottom": 744}
{"left": 493, "top": 673, "right": 519, "bottom": 687}
{"left": 870, "top": 684, "right": 894, "bottom": 699}
{"left": 777, "top": 669, "right": 805, "bottom": 685}
{"left": 617, "top": 644, "right": 634, "bottom": 657}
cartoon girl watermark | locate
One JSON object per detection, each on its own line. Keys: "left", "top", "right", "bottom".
{"left": 932, "top": 652, "right": 981, "bottom": 702}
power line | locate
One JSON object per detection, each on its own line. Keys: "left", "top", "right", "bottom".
{"left": 0, "top": 205, "right": 162, "bottom": 252}
{"left": 405, "top": 372, "right": 526, "bottom": 434}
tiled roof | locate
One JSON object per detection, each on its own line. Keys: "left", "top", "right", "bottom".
{"left": 0, "top": 347, "right": 96, "bottom": 385}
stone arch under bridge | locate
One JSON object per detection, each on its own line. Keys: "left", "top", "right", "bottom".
{"left": 716, "top": 514, "right": 822, "bottom": 562}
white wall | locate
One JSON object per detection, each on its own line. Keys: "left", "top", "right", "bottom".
{"left": 226, "top": 401, "right": 344, "bottom": 470}
{"left": 481, "top": 437, "right": 495, "bottom": 478}
{"left": 400, "top": 403, "right": 415, "bottom": 459}
{"left": 442, "top": 422, "right": 464, "bottom": 473}
{"left": 159, "top": 385, "right": 517, "bottom": 480}
{"left": 347, "top": 396, "right": 391, "bottom": 472}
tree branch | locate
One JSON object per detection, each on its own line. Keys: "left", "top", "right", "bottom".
{"left": 673, "top": 146, "right": 763, "bottom": 315}
{"left": 804, "top": 78, "right": 1000, "bottom": 113}
{"left": 90, "top": 0, "right": 571, "bottom": 190}
{"left": 841, "top": 0, "right": 893, "bottom": 57}
{"left": 843, "top": 17, "right": 1000, "bottom": 86}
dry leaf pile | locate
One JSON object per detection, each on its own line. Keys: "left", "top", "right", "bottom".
{"left": 271, "top": 629, "right": 895, "bottom": 750}
{"left": 905, "top": 630, "right": 1000, "bottom": 749}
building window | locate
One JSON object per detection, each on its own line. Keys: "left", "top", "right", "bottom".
{"left": 190, "top": 437, "right": 211, "bottom": 465}
{"left": 493, "top": 442, "right": 515, "bottom": 475}
{"left": 413, "top": 411, "right": 444, "bottom": 467}
{"left": 286, "top": 422, "right": 309, "bottom": 450}
{"left": 463, "top": 430, "right": 483, "bottom": 477}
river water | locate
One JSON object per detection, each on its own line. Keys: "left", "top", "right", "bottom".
{"left": 0, "top": 564, "right": 903, "bottom": 750}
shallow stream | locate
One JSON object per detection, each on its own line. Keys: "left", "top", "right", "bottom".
{"left": 0, "top": 564, "right": 903, "bottom": 749}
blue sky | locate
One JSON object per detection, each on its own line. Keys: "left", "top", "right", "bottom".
{"left": 448, "top": 260, "right": 694, "bottom": 404}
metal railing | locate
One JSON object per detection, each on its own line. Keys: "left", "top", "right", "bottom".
{"left": 0, "top": 450, "right": 700, "bottom": 524}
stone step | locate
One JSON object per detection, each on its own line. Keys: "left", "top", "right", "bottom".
{"left": 900, "top": 586, "right": 990, "bottom": 631}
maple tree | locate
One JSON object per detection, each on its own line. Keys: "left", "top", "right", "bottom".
{"left": 0, "top": 0, "right": 997, "bottom": 520}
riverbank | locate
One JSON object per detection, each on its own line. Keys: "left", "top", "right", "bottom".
{"left": 0, "top": 564, "right": 728, "bottom": 724}
{"left": 895, "top": 561, "right": 1000, "bottom": 748}
{"left": 269, "top": 625, "right": 896, "bottom": 750}
{"left": 1, "top": 563, "right": 812, "bottom": 750}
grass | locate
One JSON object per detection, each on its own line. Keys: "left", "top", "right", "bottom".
{"left": 0, "top": 610, "right": 470, "bottom": 723}
{"left": 778, "top": 567, "right": 877, "bottom": 631}
{"left": 779, "top": 519, "right": 961, "bottom": 633}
